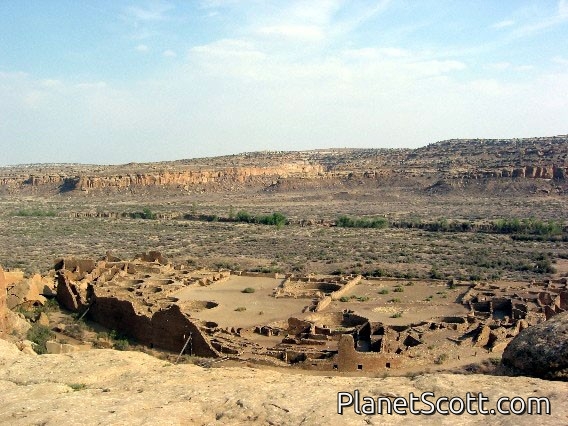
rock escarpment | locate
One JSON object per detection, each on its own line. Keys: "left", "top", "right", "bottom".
{"left": 1, "top": 136, "right": 567, "bottom": 195}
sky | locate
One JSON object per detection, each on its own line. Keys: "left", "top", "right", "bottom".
{"left": 1, "top": 1, "right": 568, "bottom": 165}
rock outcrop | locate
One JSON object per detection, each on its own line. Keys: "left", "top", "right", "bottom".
{"left": 0, "top": 267, "right": 7, "bottom": 336}
{"left": 0, "top": 339, "right": 566, "bottom": 425}
{"left": 502, "top": 311, "right": 568, "bottom": 380}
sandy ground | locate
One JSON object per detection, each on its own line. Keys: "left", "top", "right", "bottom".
{"left": 173, "top": 275, "right": 309, "bottom": 328}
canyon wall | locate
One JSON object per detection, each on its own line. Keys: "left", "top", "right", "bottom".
{"left": 1, "top": 137, "right": 567, "bottom": 194}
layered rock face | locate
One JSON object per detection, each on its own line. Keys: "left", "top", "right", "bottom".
{"left": 1, "top": 136, "right": 566, "bottom": 195}
{"left": 502, "top": 311, "right": 568, "bottom": 380}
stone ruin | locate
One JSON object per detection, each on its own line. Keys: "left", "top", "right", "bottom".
{"left": 50, "top": 253, "right": 568, "bottom": 372}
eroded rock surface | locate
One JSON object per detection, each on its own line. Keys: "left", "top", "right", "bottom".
{"left": 502, "top": 311, "right": 568, "bottom": 380}
{"left": 0, "top": 339, "right": 566, "bottom": 425}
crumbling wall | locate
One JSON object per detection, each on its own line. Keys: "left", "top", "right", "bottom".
{"left": 152, "top": 305, "right": 219, "bottom": 357}
{"left": 330, "top": 275, "right": 362, "bottom": 300}
{"left": 89, "top": 291, "right": 219, "bottom": 357}
{"left": 54, "top": 258, "right": 96, "bottom": 275}
{"left": 313, "top": 296, "right": 332, "bottom": 312}
{"left": 56, "top": 270, "right": 87, "bottom": 311}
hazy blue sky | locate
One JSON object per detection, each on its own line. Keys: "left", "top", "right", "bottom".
{"left": 1, "top": 1, "right": 567, "bottom": 165}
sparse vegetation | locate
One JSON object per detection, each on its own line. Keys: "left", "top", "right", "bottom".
{"left": 242, "top": 287, "right": 256, "bottom": 293}
{"left": 14, "top": 208, "right": 56, "bottom": 217}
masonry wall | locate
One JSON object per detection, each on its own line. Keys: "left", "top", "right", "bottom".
{"left": 89, "top": 292, "right": 219, "bottom": 357}
{"left": 336, "top": 334, "right": 402, "bottom": 372}
{"left": 330, "top": 276, "right": 362, "bottom": 300}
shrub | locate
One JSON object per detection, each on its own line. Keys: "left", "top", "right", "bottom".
{"left": 255, "top": 212, "right": 288, "bottom": 227}
{"left": 27, "top": 324, "right": 54, "bottom": 354}
{"left": 337, "top": 215, "right": 388, "bottom": 229}
{"left": 434, "top": 353, "right": 448, "bottom": 365}
{"left": 393, "top": 286, "right": 404, "bottom": 293}
{"left": 68, "top": 383, "right": 87, "bottom": 391}
{"left": 391, "top": 312, "right": 403, "bottom": 318}
{"left": 388, "top": 298, "right": 401, "bottom": 303}
{"left": 378, "top": 289, "right": 389, "bottom": 295}
{"left": 113, "top": 339, "right": 130, "bottom": 351}
{"left": 429, "top": 268, "right": 444, "bottom": 279}
{"left": 130, "top": 207, "right": 156, "bottom": 219}
{"left": 339, "top": 296, "right": 350, "bottom": 302}
{"left": 242, "top": 287, "right": 255, "bottom": 293}
{"left": 235, "top": 210, "right": 253, "bottom": 223}
{"left": 235, "top": 307, "right": 246, "bottom": 312}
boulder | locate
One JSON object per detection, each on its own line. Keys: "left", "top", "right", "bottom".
{"left": 502, "top": 311, "right": 568, "bottom": 380}
{"left": 45, "top": 340, "right": 80, "bottom": 354}
{"left": 37, "top": 312, "right": 50, "bottom": 327}
{"left": 6, "top": 278, "right": 46, "bottom": 309}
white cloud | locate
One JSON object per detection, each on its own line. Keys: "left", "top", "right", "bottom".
{"left": 258, "top": 25, "right": 324, "bottom": 41}
{"left": 553, "top": 55, "right": 568, "bottom": 65}
{"left": 492, "top": 19, "right": 515, "bottom": 29}
{"left": 124, "top": 2, "right": 174, "bottom": 22}
{"left": 163, "top": 49, "right": 177, "bottom": 57}
{"left": 190, "top": 39, "right": 264, "bottom": 60}
{"left": 136, "top": 44, "right": 149, "bottom": 52}
{"left": 560, "top": 0, "right": 568, "bottom": 17}
{"left": 74, "top": 81, "right": 108, "bottom": 89}
{"left": 486, "top": 62, "right": 511, "bottom": 70}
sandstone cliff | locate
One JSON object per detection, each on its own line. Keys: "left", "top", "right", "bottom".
{"left": 1, "top": 136, "right": 566, "bottom": 195}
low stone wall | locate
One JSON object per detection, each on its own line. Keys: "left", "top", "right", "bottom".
{"left": 330, "top": 275, "right": 362, "bottom": 301}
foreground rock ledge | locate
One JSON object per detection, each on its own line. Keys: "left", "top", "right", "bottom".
{"left": 0, "top": 340, "right": 566, "bottom": 425}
